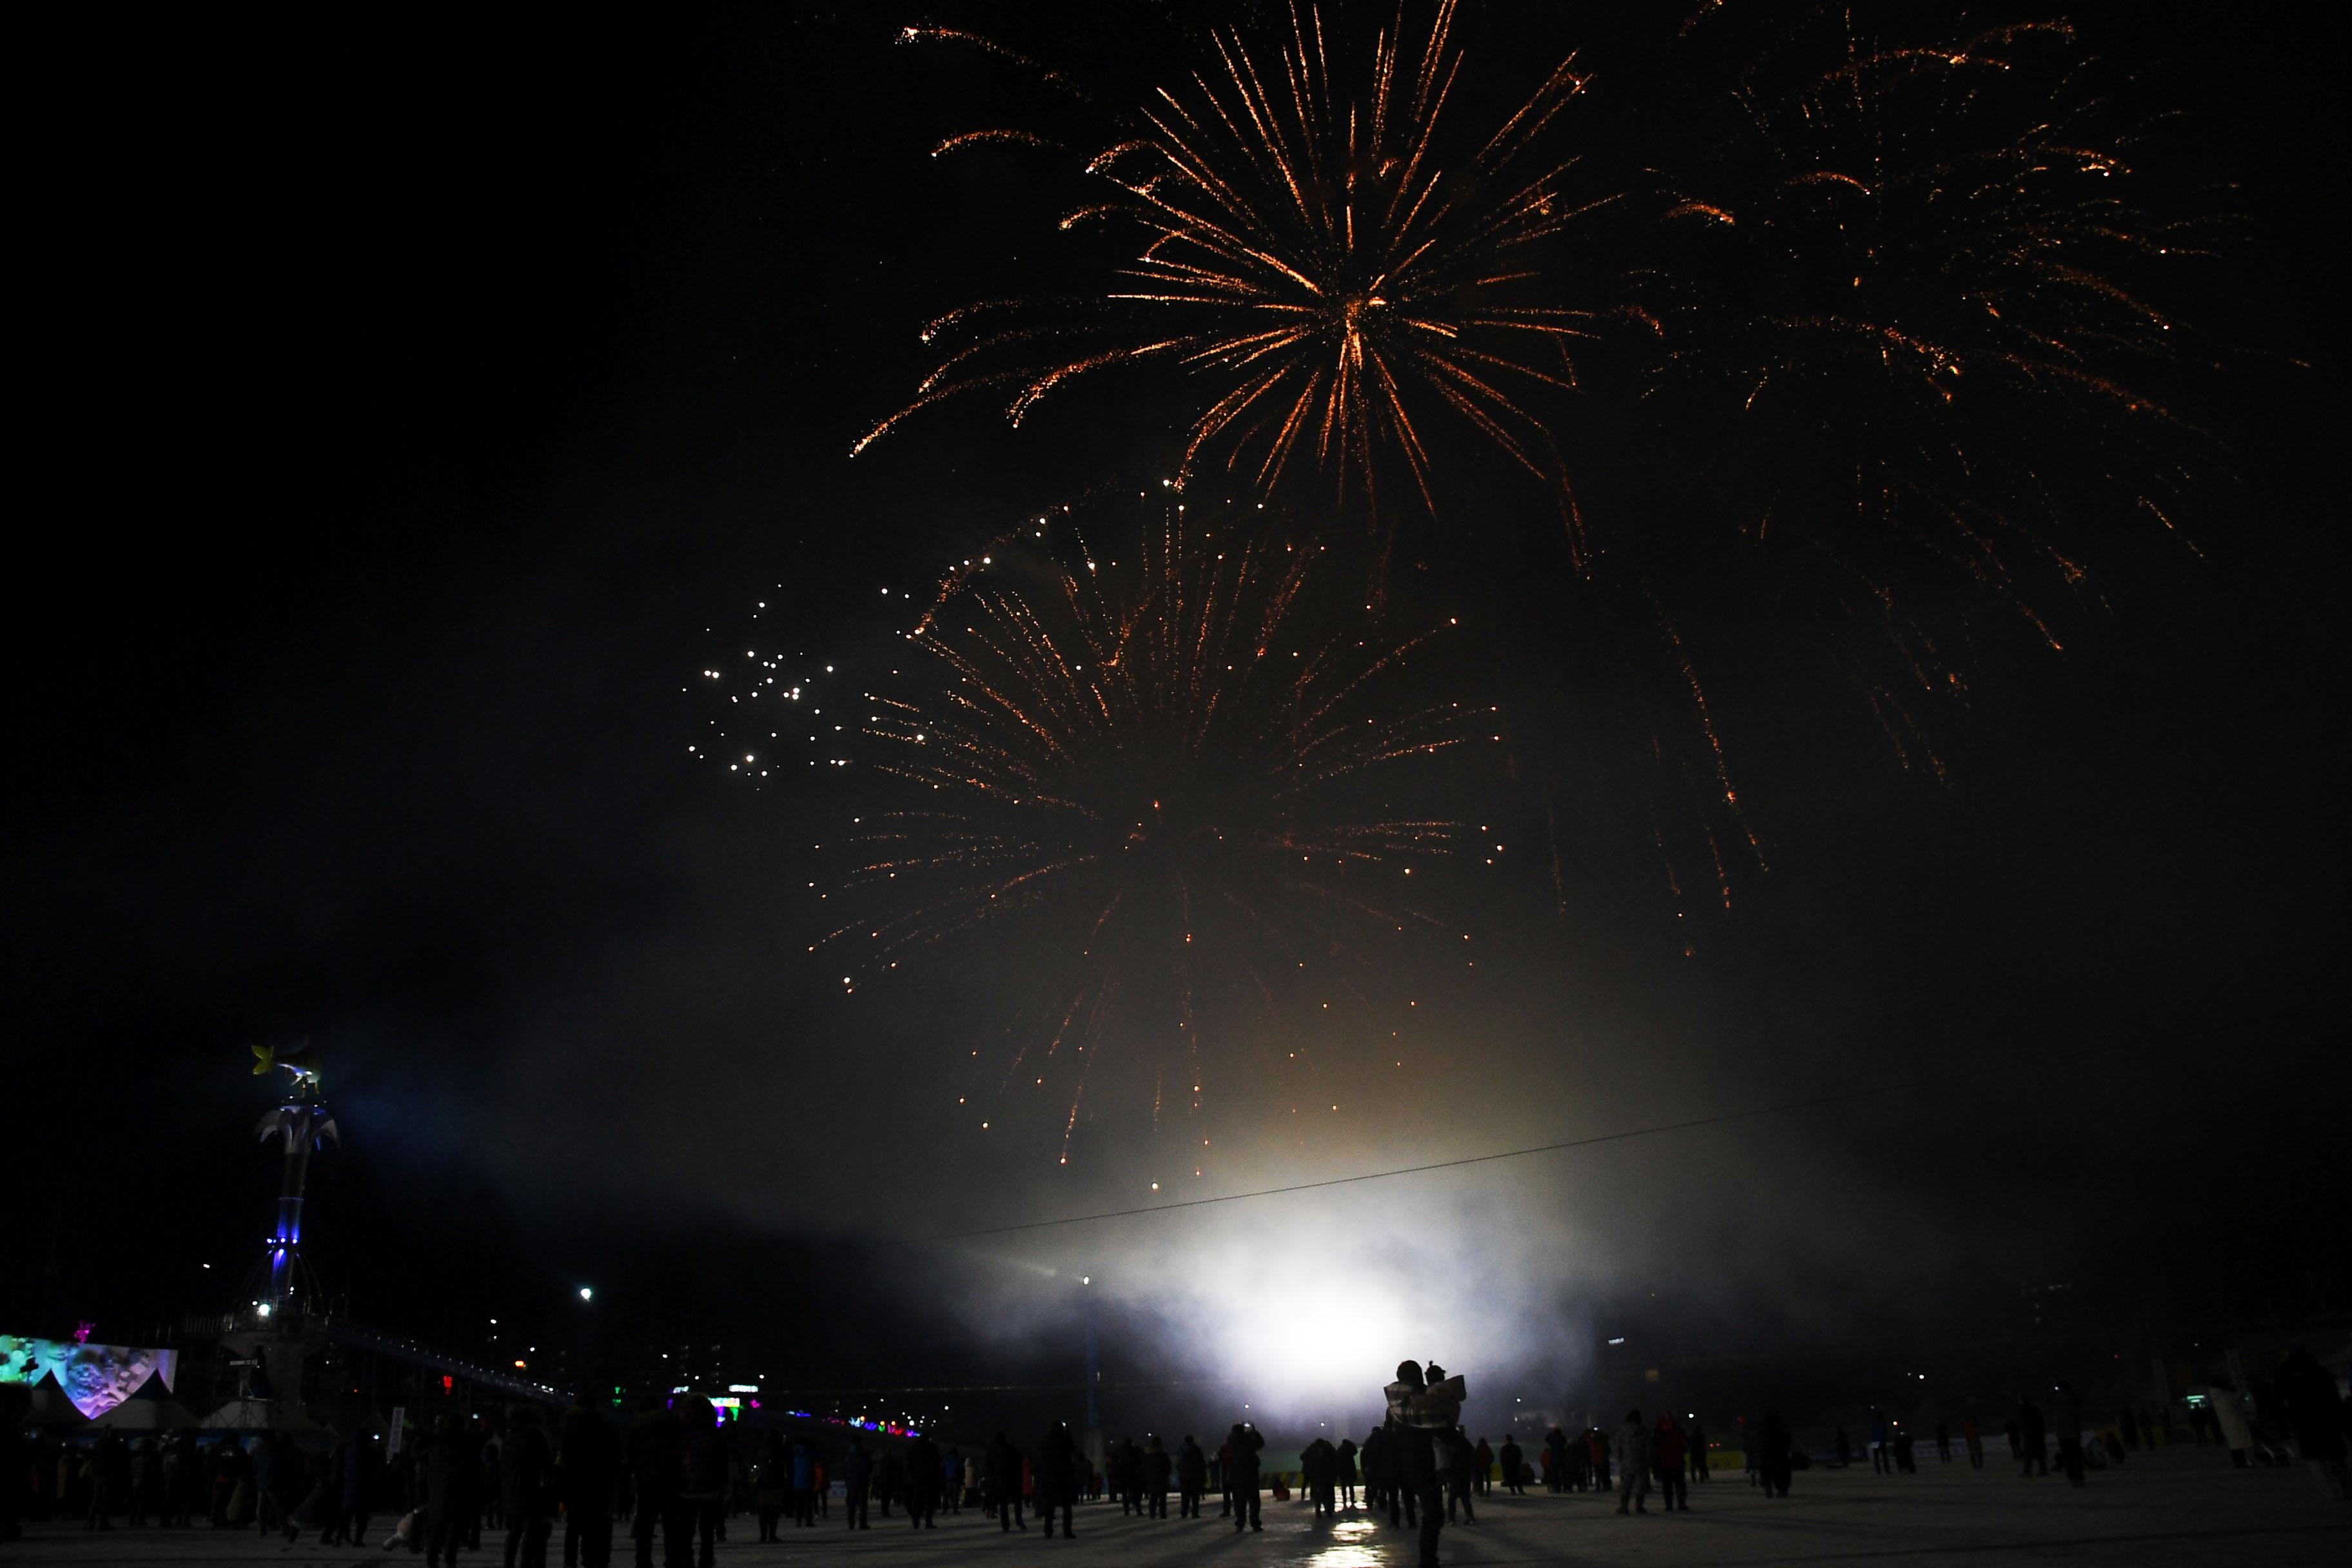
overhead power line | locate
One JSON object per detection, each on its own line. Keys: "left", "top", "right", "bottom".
{"left": 928, "top": 1032, "right": 2195, "bottom": 1242}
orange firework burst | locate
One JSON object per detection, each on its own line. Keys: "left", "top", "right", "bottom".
{"left": 725, "top": 499, "right": 1496, "bottom": 1165}
{"left": 1645, "top": 11, "right": 2221, "bottom": 716}
{"left": 862, "top": 3, "right": 1612, "bottom": 520}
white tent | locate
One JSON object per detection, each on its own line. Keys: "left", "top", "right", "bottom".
{"left": 94, "top": 1392, "right": 202, "bottom": 1430}
{"left": 23, "top": 1377, "right": 90, "bottom": 1428}
{"left": 199, "top": 1396, "right": 322, "bottom": 1432}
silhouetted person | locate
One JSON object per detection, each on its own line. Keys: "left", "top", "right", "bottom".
{"left": 751, "top": 1435, "right": 784, "bottom": 1543}
{"left": 670, "top": 1398, "right": 725, "bottom": 1568}
{"left": 841, "top": 1438, "right": 870, "bottom": 1530}
{"left": 1473, "top": 1435, "right": 1493, "bottom": 1496}
{"left": 2277, "top": 1347, "right": 2349, "bottom": 1497}
{"left": 1177, "top": 1435, "right": 1206, "bottom": 1518}
{"left": 623, "top": 1399, "right": 674, "bottom": 1568}
{"left": 1758, "top": 1409, "right": 1794, "bottom": 1499}
{"left": 1303, "top": 1436, "right": 1336, "bottom": 1517}
{"left": 264, "top": 1431, "right": 304, "bottom": 1536}
{"left": 499, "top": 1406, "right": 554, "bottom": 1568}
{"left": 1363, "top": 1426, "right": 1396, "bottom": 1522}
{"left": 990, "top": 1433, "right": 1025, "bottom": 1531}
{"left": 85, "top": 1431, "right": 126, "bottom": 1532}
{"left": 1614, "top": 1410, "right": 1652, "bottom": 1514}
{"left": 1442, "top": 1427, "right": 1475, "bottom": 1524}
{"left": 1963, "top": 1413, "right": 1984, "bottom": 1470}
{"left": 1499, "top": 1435, "right": 1525, "bottom": 1494}
{"left": 1935, "top": 1420, "right": 1952, "bottom": 1464}
{"left": 789, "top": 1438, "right": 816, "bottom": 1527}
{"left": 2018, "top": 1397, "right": 2049, "bottom": 1478}
{"left": 1544, "top": 1425, "right": 1568, "bottom": 1493}
{"left": 1869, "top": 1408, "right": 1892, "bottom": 1475}
{"left": 345, "top": 1431, "right": 383, "bottom": 1548}
{"left": 1386, "top": 1360, "right": 1456, "bottom": 1568}
{"left": 907, "top": 1432, "right": 942, "bottom": 1527}
{"left": 1112, "top": 1436, "right": 1140, "bottom": 1517}
{"left": 0, "top": 1387, "right": 24, "bottom": 1542}
{"left": 1227, "top": 1422, "right": 1264, "bottom": 1533}
{"left": 424, "top": 1417, "right": 480, "bottom": 1568}
{"left": 558, "top": 1403, "right": 616, "bottom": 1568}
{"left": 1143, "top": 1435, "right": 1171, "bottom": 1518}
{"left": 1036, "top": 1423, "right": 1076, "bottom": 1538}
{"left": 2054, "top": 1385, "right": 2087, "bottom": 1487}
{"left": 1654, "top": 1414, "right": 1689, "bottom": 1511}
{"left": 1336, "top": 1435, "right": 1358, "bottom": 1507}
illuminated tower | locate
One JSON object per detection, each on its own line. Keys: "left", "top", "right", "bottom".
{"left": 250, "top": 1043, "right": 337, "bottom": 1318}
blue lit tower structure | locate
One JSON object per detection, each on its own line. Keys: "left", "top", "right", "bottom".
{"left": 251, "top": 1042, "right": 337, "bottom": 1317}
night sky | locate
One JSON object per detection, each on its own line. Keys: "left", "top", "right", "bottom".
{"left": 10, "top": 1, "right": 2343, "bottom": 1438}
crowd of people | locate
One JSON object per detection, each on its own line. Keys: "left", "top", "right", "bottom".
{"left": 3, "top": 1345, "right": 2344, "bottom": 1562}
{"left": 1808, "top": 1347, "right": 2352, "bottom": 1501}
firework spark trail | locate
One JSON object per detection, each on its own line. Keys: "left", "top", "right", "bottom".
{"left": 897, "top": 26, "right": 1083, "bottom": 97}
{"left": 713, "top": 502, "right": 1490, "bottom": 1167}
{"left": 1654, "top": 6, "right": 2218, "bottom": 691}
{"left": 865, "top": 3, "right": 1611, "bottom": 524}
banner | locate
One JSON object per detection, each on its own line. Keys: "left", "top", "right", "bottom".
{"left": 0, "top": 1335, "right": 179, "bottom": 1421}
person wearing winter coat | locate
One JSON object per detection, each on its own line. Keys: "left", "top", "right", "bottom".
{"left": 324, "top": 1432, "right": 377, "bottom": 1547}
{"left": 1142, "top": 1435, "right": 1172, "bottom": 1518}
{"left": 1442, "top": 1426, "right": 1476, "bottom": 1524}
{"left": 2054, "top": 1385, "right": 2088, "bottom": 1488}
{"left": 422, "top": 1418, "right": 481, "bottom": 1568}
{"left": 1613, "top": 1411, "right": 1653, "bottom": 1515}
{"left": 2017, "top": 1397, "right": 2049, "bottom": 1478}
{"left": 2277, "top": 1347, "right": 2350, "bottom": 1497}
{"left": 497, "top": 1407, "right": 555, "bottom": 1568}
{"left": 1757, "top": 1409, "right": 1794, "bottom": 1498}
{"left": 1226, "top": 1422, "right": 1264, "bottom": 1534}
{"left": 1035, "top": 1422, "right": 1078, "bottom": 1538}
{"left": 906, "top": 1433, "right": 943, "bottom": 1527}
{"left": 841, "top": 1437, "right": 872, "bottom": 1530}
{"left": 988, "top": 1432, "right": 1026, "bottom": 1531}
{"left": 1652, "top": 1415, "right": 1689, "bottom": 1511}
{"left": 559, "top": 1403, "right": 618, "bottom": 1568}
{"left": 1300, "top": 1436, "right": 1333, "bottom": 1517}
{"left": 787, "top": 1438, "right": 816, "bottom": 1527}
{"left": 1384, "top": 1361, "right": 1459, "bottom": 1567}
{"left": 1335, "top": 1436, "right": 1359, "bottom": 1508}
{"left": 1361, "top": 1426, "right": 1395, "bottom": 1520}
{"left": 1176, "top": 1434, "right": 1207, "bottom": 1518}
{"left": 1498, "top": 1435, "right": 1525, "bottom": 1494}
{"left": 622, "top": 1400, "right": 675, "bottom": 1568}
{"left": 669, "top": 1398, "right": 725, "bottom": 1568}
